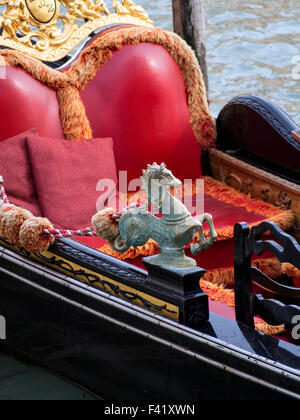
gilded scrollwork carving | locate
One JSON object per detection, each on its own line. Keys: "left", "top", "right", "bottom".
{"left": 0, "top": 0, "right": 154, "bottom": 61}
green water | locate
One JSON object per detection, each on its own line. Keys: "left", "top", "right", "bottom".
{"left": 139, "top": 0, "right": 300, "bottom": 123}
{"left": 0, "top": 350, "right": 98, "bottom": 400}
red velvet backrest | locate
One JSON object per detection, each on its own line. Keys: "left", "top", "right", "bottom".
{"left": 79, "top": 43, "right": 203, "bottom": 183}
{"left": 0, "top": 67, "right": 64, "bottom": 141}
{"left": 0, "top": 42, "right": 203, "bottom": 185}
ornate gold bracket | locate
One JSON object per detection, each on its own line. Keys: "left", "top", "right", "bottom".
{"left": 0, "top": 0, "right": 154, "bottom": 62}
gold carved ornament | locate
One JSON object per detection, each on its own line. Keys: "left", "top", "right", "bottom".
{"left": 0, "top": 0, "right": 154, "bottom": 61}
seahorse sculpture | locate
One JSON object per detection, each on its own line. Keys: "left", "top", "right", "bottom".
{"left": 93, "top": 163, "right": 217, "bottom": 268}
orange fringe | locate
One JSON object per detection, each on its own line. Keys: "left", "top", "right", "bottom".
{"left": 99, "top": 238, "right": 159, "bottom": 261}
{"left": 254, "top": 322, "right": 285, "bottom": 336}
{"left": 57, "top": 85, "right": 92, "bottom": 140}
{"left": 203, "top": 177, "right": 295, "bottom": 235}
{"left": 0, "top": 26, "right": 216, "bottom": 148}
{"left": 281, "top": 263, "right": 300, "bottom": 280}
{"left": 0, "top": 49, "right": 68, "bottom": 90}
{"left": 65, "top": 26, "right": 216, "bottom": 149}
{"left": 200, "top": 279, "right": 235, "bottom": 307}
{"left": 201, "top": 257, "right": 281, "bottom": 288}
{"left": 200, "top": 280, "right": 285, "bottom": 336}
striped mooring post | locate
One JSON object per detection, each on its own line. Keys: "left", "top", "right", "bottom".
{"left": 172, "top": 0, "right": 209, "bottom": 95}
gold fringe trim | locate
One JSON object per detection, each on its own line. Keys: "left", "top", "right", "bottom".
{"left": 0, "top": 26, "right": 216, "bottom": 147}
{"left": 201, "top": 257, "right": 281, "bottom": 289}
{"left": 202, "top": 266, "right": 235, "bottom": 288}
{"left": 200, "top": 280, "right": 285, "bottom": 336}
{"left": 281, "top": 263, "right": 300, "bottom": 280}
{"left": 57, "top": 85, "right": 92, "bottom": 140}
{"left": 254, "top": 322, "right": 285, "bottom": 336}
{"left": 203, "top": 177, "right": 295, "bottom": 236}
{"left": 99, "top": 238, "right": 159, "bottom": 260}
{"left": 200, "top": 279, "right": 235, "bottom": 307}
{"left": 64, "top": 26, "right": 216, "bottom": 148}
{"left": 0, "top": 49, "right": 68, "bottom": 90}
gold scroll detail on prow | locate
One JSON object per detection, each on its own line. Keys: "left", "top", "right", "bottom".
{"left": 0, "top": 237, "right": 179, "bottom": 321}
{"left": 0, "top": 0, "right": 154, "bottom": 62}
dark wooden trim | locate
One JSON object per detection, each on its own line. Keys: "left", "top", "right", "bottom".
{"left": 172, "top": 0, "right": 209, "bottom": 94}
{"left": 0, "top": 236, "right": 208, "bottom": 330}
{"left": 0, "top": 242, "right": 299, "bottom": 399}
{"left": 234, "top": 223, "right": 255, "bottom": 328}
{"left": 251, "top": 221, "right": 300, "bottom": 269}
{"left": 234, "top": 222, "right": 300, "bottom": 330}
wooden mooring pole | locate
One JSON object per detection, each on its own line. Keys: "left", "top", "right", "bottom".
{"left": 172, "top": 0, "right": 209, "bottom": 94}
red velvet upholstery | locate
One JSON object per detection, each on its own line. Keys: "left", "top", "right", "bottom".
{"left": 80, "top": 44, "right": 203, "bottom": 184}
{"left": 0, "top": 44, "right": 203, "bottom": 186}
{"left": 0, "top": 67, "right": 64, "bottom": 141}
{"left": 26, "top": 135, "right": 117, "bottom": 229}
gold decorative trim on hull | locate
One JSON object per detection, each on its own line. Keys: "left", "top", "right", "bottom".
{"left": 0, "top": 0, "right": 154, "bottom": 62}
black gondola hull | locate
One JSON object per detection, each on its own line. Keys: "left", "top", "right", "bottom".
{"left": 0, "top": 242, "right": 299, "bottom": 400}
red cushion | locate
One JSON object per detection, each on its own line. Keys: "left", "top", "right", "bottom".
{"left": 0, "top": 129, "right": 42, "bottom": 216}
{"left": 80, "top": 43, "right": 203, "bottom": 184}
{"left": 26, "top": 135, "right": 117, "bottom": 229}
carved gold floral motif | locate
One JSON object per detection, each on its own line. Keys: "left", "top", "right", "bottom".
{"left": 0, "top": 0, "right": 154, "bottom": 61}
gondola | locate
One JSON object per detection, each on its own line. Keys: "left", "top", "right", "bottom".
{"left": 0, "top": 0, "right": 299, "bottom": 400}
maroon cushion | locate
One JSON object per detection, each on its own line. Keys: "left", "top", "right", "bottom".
{"left": 0, "top": 129, "right": 42, "bottom": 216}
{"left": 26, "top": 135, "right": 117, "bottom": 229}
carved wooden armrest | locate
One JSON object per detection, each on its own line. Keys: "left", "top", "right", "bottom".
{"left": 209, "top": 149, "right": 300, "bottom": 241}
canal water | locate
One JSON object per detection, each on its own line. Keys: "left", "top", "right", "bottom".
{"left": 0, "top": 347, "right": 99, "bottom": 400}
{"left": 140, "top": 0, "right": 300, "bottom": 123}
{"left": 0, "top": 0, "right": 299, "bottom": 400}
